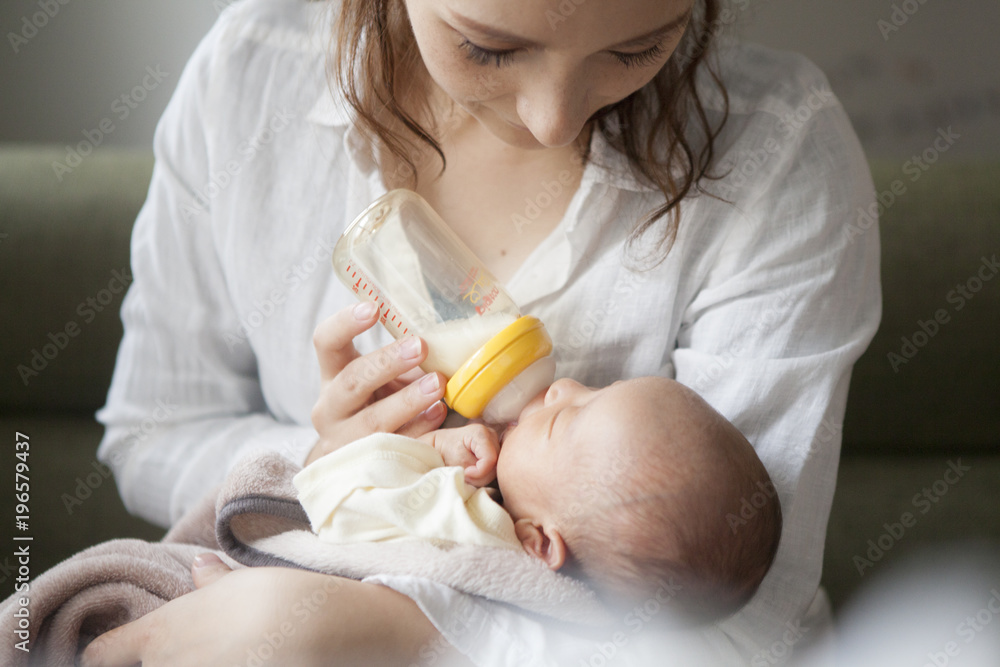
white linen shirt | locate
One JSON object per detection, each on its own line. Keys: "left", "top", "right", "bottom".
{"left": 96, "top": 0, "right": 881, "bottom": 664}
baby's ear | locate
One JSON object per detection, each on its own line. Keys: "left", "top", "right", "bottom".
{"left": 513, "top": 519, "right": 566, "bottom": 571}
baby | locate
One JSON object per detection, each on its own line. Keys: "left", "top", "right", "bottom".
{"left": 294, "top": 376, "right": 782, "bottom": 623}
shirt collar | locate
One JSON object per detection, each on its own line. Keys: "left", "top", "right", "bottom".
{"left": 306, "top": 83, "right": 353, "bottom": 128}
{"left": 586, "top": 129, "right": 658, "bottom": 194}
{"left": 307, "top": 85, "right": 381, "bottom": 176}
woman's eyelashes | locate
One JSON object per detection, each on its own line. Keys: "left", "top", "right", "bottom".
{"left": 459, "top": 39, "right": 517, "bottom": 68}
{"left": 458, "top": 38, "right": 668, "bottom": 69}
{"left": 612, "top": 42, "right": 666, "bottom": 69}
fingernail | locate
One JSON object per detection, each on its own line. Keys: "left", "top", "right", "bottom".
{"left": 423, "top": 401, "right": 446, "bottom": 420}
{"left": 193, "top": 553, "right": 221, "bottom": 569}
{"left": 353, "top": 302, "right": 377, "bottom": 320}
{"left": 419, "top": 372, "right": 440, "bottom": 394}
{"left": 400, "top": 337, "right": 422, "bottom": 359}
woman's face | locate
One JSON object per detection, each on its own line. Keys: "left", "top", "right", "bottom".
{"left": 403, "top": 0, "right": 694, "bottom": 149}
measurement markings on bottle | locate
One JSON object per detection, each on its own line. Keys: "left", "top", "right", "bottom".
{"left": 345, "top": 264, "right": 408, "bottom": 334}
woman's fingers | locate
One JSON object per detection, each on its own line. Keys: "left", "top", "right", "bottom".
{"left": 319, "top": 367, "right": 446, "bottom": 436}
{"left": 313, "top": 302, "right": 380, "bottom": 382}
{"left": 310, "top": 303, "right": 456, "bottom": 457}
{"left": 382, "top": 365, "right": 431, "bottom": 396}
{"left": 79, "top": 619, "right": 141, "bottom": 667}
{"left": 308, "top": 374, "right": 446, "bottom": 463}
{"left": 396, "top": 400, "right": 449, "bottom": 440}
{"left": 319, "top": 335, "right": 433, "bottom": 417}
{"left": 191, "top": 553, "right": 233, "bottom": 588}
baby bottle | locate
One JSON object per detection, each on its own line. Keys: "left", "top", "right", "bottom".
{"left": 332, "top": 189, "right": 555, "bottom": 423}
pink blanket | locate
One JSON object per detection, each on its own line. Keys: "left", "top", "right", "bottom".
{"left": 0, "top": 452, "right": 609, "bottom": 666}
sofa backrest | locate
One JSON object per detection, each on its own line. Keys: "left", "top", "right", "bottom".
{"left": 0, "top": 146, "right": 152, "bottom": 414}
{"left": 843, "top": 161, "right": 1000, "bottom": 453}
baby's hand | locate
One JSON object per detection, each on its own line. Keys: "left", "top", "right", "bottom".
{"left": 419, "top": 424, "right": 499, "bottom": 487}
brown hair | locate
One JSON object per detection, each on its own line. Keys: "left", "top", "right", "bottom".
{"left": 563, "top": 417, "right": 783, "bottom": 624}
{"left": 330, "top": 0, "right": 730, "bottom": 262}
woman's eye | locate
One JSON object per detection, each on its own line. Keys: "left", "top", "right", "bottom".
{"left": 458, "top": 37, "right": 668, "bottom": 70}
{"left": 459, "top": 39, "right": 517, "bottom": 68}
{"left": 611, "top": 42, "right": 666, "bottom": 69}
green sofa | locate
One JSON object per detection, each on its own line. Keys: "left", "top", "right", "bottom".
{"left": 0, "top": 145, "right": 997, "bottom": 612}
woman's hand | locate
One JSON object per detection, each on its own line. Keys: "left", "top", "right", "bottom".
{"left": 420, "top": 423, "right": 500, "bottom": 487}
{"left": 307, "top": 302, "right": 448, "bottom": 465}
{"left": 80, "top": 554, "right": 464, "bottom": 667}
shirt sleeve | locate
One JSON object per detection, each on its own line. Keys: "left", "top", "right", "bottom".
{"left": 96, "top": 9, "right": 318, "bottom": 528}
{"left": 671, "top": 82, "right": 881, "bottom": 657}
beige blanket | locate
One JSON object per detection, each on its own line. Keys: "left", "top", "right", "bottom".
{"left": 0, "top": 451, "right": 609, "bottom": 666}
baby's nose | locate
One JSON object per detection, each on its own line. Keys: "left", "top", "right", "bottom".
{"left": 546, "top": 377, "right": 586, "bottom": 402}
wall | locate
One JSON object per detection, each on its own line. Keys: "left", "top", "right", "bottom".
{"left": 2, "top": 0, "right": 997, "bottom": 160}
{"left": 736, "top": 0, "right": 1000, "bottom": 159}
{"left": 0, "top": 0, "right": 222, "bottom": 148}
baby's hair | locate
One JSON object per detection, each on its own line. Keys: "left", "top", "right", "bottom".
{"left": 560, "top": 387, "right": 783, "bottom": 624}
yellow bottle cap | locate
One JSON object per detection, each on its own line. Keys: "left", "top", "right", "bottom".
{"left": 444, "top": 316, "right": 553, "bottom": 419}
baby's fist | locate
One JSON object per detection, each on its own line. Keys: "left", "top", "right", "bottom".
{"left": 420, "top": 424, "right": 499, "bottom": 487}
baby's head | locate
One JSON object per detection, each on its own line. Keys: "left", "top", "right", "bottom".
{"left": 495, "top": 376, "right": 782, "bottom": 623}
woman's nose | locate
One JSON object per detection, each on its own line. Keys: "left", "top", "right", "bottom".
{"left": 517, "top": 75, "right": 590, "bottom": 148}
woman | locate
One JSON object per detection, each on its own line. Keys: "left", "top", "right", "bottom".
{"left": 83, "top": 0, "right": 880, "bottom": 664}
